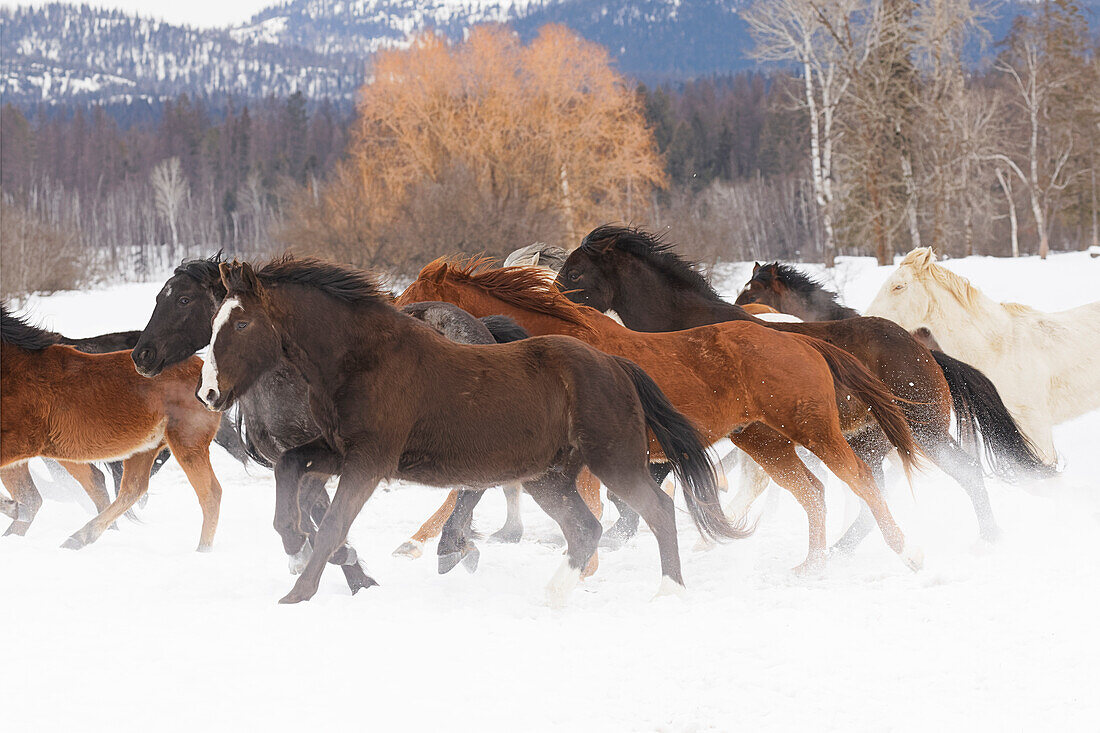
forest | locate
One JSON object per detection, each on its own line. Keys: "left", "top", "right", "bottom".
{"left": 1, "top": 0, "right": 1097, "bottom": 297}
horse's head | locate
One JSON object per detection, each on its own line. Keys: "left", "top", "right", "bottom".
{"left": 197, "top": 261, "right": 280, "bottom": 411}
{"left": 735, "top": 263, "right": 785, "bottom": 309}
{"left": 554, "top": 228, "right": 623, "bottom": 311}
{"left": 866, "top": 247, "right": 939, "bottom": 329}
{"left": 133, "top": 256, "right": 225, "bottom": 377}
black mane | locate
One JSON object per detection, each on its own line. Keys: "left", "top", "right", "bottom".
{"left": 174, "top": 251, "right": 225, "bottom": 285}
{"left": 580, "top": 224, "right": 721, "bottom": 300}
{"left": 257, "top": 255, "right": 388, "bottom": 304}
{"left": 753, "top": 262, "right": 860, "bottom": 318}
{"left": 0, "top": 305, "right": 62, "bottom": 350}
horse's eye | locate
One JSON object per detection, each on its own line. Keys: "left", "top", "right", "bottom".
{"left": 235, "top": 320, "right": 248, "bottom": 330}
{"left": 892, "top": 283, "right": 906, "bottom": 292}
{"left": 568, "top": 271, "right": 580, "bottom": 282}
{"left": 178, "top": 296, "right": 191, "bottom": 305}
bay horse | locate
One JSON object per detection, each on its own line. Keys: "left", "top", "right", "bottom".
{"left": 197, "top": 257, "right": 737, "bottom": 605}
{"left": 737, "top": 261, "right": 1044, "bottom": 481}
{"left": 555, "top": 225, "right": 1050, "bottom": 549}
{"left": 0, "top": 306, "right": 222, "bottom": 550}
{"left": 398, "top": 258, "right": 927, "bottom": 575}
{"left": 132, "top": 255, "right": 564, "bottom": 592}
{"left": 866, "top": 247, "right": 1100, "bottom": 464}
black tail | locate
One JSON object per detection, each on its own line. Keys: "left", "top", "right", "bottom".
{"left": 932, "top": 350, "right": 1055, "bottom": 479}
{"left": 480, "top": 315, "right": 530, "bottom": 343}
{"left": 612, "top": 356, "right": 753, "bottom": 542}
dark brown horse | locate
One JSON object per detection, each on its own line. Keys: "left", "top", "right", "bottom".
{"left": 0, "top": 306, "right": 223, "bottom": 549}
{"left": 197, "top": 257, "right": 737, "bottom": 604}
{"left": 398, "top": 258, "right": 927, "bottom": 575}
{"left": 555, "top": 226, "right": 1050, "bottom": 549}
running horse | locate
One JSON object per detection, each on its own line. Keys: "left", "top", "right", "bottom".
{"left": 0, "top": 306, "right": 223, "bottom": 549}
{"left": 865, "top": 247, "right": 1100, "bottom": 464}
{"left": 197, "top": 256, "right": 738, "bottom": 605}
{"left": 398, "top": 258, "right": 927, "bottom": 575}
{"left": 554, "top": 226, "right": 1052, "bottom": 550}
{"left": 736, "top": 261, "right": 1044, "bottom": 480}
{"left": 132, "top": 255, "right": 563, "bottom": 592}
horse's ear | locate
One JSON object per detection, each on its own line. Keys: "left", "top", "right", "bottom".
{"left": 428, "top": 262, "right": 447, "bottom": 284}
{"left": 219, "top": 260, "right": 260, "bottom": 295}
{"left": 752, "top": 262, "right": 761, "bottom": 273}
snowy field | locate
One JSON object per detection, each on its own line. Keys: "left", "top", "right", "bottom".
{"left": 4, "top": 252, "right": 1099, "bottom": 731}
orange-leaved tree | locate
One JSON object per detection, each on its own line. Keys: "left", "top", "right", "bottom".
{"left": 282, "top": 25, "right": 664, "bottom": 271}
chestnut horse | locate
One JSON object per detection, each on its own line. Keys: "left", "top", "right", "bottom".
{"left": 398, "top": 259, "right": 926, "bottom": 574}
{"left": 197, "top": 257, "right": 737, "bottom": 604}
{"left": 554, "top": 226, "right": 1050, "bottom": 549}
{"left": 0, "top": 306, "right": 223, "bottom": 549}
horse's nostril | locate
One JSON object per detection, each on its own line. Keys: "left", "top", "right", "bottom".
{"left": 204, "top": 389, "right": 218, "bottom": 405}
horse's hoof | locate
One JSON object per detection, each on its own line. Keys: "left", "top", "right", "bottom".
{"left": 61, "top": 535, "right": 86, "bottom": 550}
{"left": 278, "top": 591, "right": 311, "bottom": 604}
{"left": 652, "top": 576, "right": 687, "bottom": 600}
{"left": 488, "top": 526, "right": 522, "bottom": 544}
{"left": 461, "top": 545, "right": 480, "bottom": 574}
{"left": 288, "top": 540, "right": 312, "bottom": 575}
{"left": 196, "top": 542, "right": 214, "bottom": 553}
{"left": 438, "top": 551, "right": 463, "bottom": 575}
{"left": 792, "top": 556, "right": 826, "bottom": 576}
{"left": 545, "top": 560, "right": 582, "bottom": 609}
{"left": 4, "top": 521, "right": 30, "bottom": 537}
{"left": 900, "top": 542, "right": 924, "bottom": 572}
{"left": 979, "top": 525, "right": 1003, "bottom": 544}
{"left": 392, "top": 540, "right": 423, "bottom": 560}
{"left": 343, "top": 562, "right": 379, "bottom": 595}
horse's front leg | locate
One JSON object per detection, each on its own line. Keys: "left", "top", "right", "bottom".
{"left": 279, "top": 459, "right": 381, "bottom": 604}
{"left": 273, "top": 439, "right": 340, "bottom": 572}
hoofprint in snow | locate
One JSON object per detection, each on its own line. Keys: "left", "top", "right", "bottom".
{"left": 3, "top": 252, "right": 1099, "bottom": 731}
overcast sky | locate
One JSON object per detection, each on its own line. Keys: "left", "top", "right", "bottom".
{"left": 4, "top": 0, "right": 275, "bottom": 28}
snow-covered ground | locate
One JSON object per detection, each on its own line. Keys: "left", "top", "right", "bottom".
{"left": 4, "top": 252, "right": 1099, "bottom": 731}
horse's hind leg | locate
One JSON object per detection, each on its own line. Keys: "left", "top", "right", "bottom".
{"left": 63, "top": 448, "right": 158, "bottom": 549}
{"left": 273, "top": 438, "right": 340, "bottom": 563}
{"left": 602, "top": 465, "right": 658, "bottom": 549}
{"left": 1, "top": 464, "right": 42, "bottom": 536}
{"left": 732, "top": 425, "right": 828, "bottom": 574}
{"left": 393, "top": 490, "right": 459, "bottom": 558}
{"left": 489, "top": 483, "right": 524, "bottom": 543}
{"left": 916, "top": 429, "right": 1000, "bottom": 541}
{"left": 800, "top": 426, "right": 921, "bottom": 572}
{"left": 830, "top": 430, "right": 891, "bottom": 556}
{"left": 56, "top": 461, "right": 112, "bottom": 514}
{"left": 522, "top": 467, "right": 602, "bottom": 608}
{"left": 593, "top": 463, "right": 684, "bottom": 594}
{"left": 438, "top": 490, "right": 486, "bottom": 574}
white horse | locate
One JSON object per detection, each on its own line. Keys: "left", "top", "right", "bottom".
{"left": 866, "top": 247, "right": 1100, "bottom": 464}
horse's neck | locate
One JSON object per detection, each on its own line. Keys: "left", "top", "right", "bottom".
{"left": 615, "top": 268, "right": 746, "bottom": 330}
{"left": 926, "top": 286, "right": 1012, "bottom": 360}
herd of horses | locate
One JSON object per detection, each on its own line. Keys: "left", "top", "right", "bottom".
{"left": 3, "top": 224, "right": 1097, "bottom": 605}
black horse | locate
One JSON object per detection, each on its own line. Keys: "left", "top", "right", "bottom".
{"left": 555, "top": 225, "right": 1051, "bottom": 552}
{"left": 131, "top": 254, "right": 533, "bottom": 593}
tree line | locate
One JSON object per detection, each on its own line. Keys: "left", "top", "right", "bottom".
{"left": 2, "top": 3, "right": 1098, "bottom": 297}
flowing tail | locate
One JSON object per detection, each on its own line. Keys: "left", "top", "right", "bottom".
{"left": 611, "top": 356, "right": 754, "bottom": 542}
{"left": 931, "top": 350, "right": 1056, "bottom": 479}
{"left": 799, "top": 337, "right": 924, "bottom": 482}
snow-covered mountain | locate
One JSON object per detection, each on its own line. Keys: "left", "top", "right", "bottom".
{"left": 0, "top": 0, "right": 751, "bottom": 107}
{"left": 3, "top": 0, "right": 1094, "bottom": 108}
